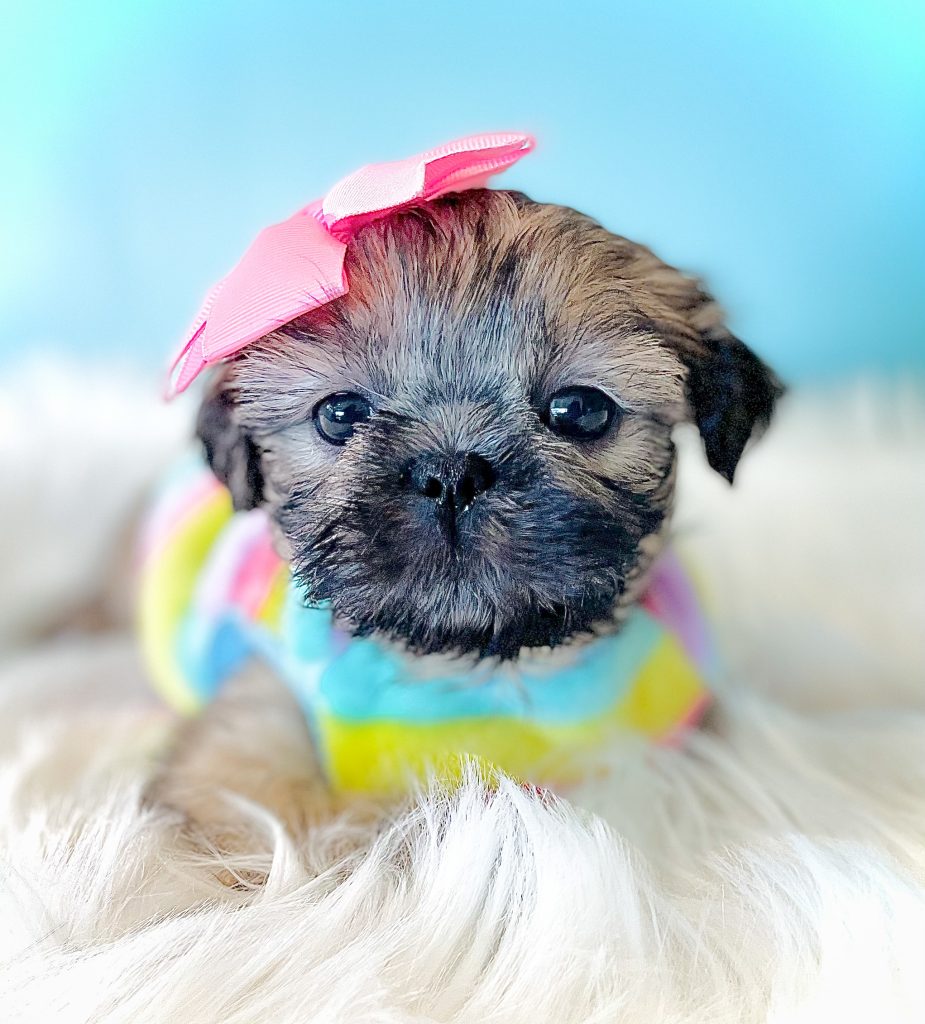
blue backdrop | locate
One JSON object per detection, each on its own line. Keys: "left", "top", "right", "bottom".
{"left": 3, "top": 1, "right": 923, "bottom": 381}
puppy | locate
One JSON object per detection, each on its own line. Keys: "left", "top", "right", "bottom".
{"left": 151, "top": 189, "right": 781, "bottom": 837}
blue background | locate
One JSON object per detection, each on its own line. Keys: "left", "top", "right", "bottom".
{"left": 3, "top": 1, "right": 923, "bottom": 382}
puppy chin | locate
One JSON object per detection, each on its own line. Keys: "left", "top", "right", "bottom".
{"left": 341, "top": 591, "right": 623, "bottom": 661}
{"left": 296, "top": 534, "right": 642, "bottom": 662}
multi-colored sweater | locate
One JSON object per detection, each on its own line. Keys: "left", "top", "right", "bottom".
{"left": 137, "top": 456, "right": 715, "bottom": 796}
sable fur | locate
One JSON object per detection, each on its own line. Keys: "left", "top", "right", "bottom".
{"left": 200, "top": 189, "right": 781, "bottom": 659}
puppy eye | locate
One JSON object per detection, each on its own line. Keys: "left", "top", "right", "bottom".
{"left": 313, "top": 391, "right": 371, "bottom": 445}
{"left": 545, "top": 387, "right": 619, "bottom": 440}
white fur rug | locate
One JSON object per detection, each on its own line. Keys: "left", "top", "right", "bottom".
{"left": 1, "top": 362, "right": 924, "bottom": 1023}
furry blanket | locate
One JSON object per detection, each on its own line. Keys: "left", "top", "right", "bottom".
{"left": 1, "top": 363, "right": 924, "bottom": 1023}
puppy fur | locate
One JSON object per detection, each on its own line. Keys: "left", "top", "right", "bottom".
{"left": 199, "top": 190, "right": 780, "bottom": 660}
{"left": 155, "top": 189, "right": 781, "bottom": 840}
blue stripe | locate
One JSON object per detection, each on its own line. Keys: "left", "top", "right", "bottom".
{"left": 277, "top": 586, "right": 664, "bottom": 725}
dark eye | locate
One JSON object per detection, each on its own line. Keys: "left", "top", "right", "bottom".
{"left": 313, "top": 391, "right": 372, "bottom": 445}
{"left": 545, "top": 386, "right": 619, "bottom": 440}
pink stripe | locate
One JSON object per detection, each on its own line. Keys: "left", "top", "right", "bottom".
{"left": 641, "top": 552, "right": 711, "bottom": 668}
{"left": 230, "top": 530, "right": 284, "bottom": 617}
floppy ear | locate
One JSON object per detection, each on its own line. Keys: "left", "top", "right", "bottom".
{"left": 685, "top": 326, "right": 784, "bottom": 483}
{"left": 195, "top": 382, "right": 264, "bottom": 511}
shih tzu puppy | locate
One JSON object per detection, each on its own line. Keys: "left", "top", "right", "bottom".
{"left": 145, "top": 134, "right": 781, "bottom": 835}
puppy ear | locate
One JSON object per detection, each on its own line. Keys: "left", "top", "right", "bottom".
{"left": 685, "top": 327, "right": 784, "bottom": 483}
{"left": 195, "top": 384, "right": 264, "bottom": 511}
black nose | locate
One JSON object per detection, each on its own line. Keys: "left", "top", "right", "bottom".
{"left": 406, "top": 452, "right": 496, "bottom": 514}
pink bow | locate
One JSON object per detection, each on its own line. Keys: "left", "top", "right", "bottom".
{"left": 167, "top": 131, "right": 536, "bottom": 396}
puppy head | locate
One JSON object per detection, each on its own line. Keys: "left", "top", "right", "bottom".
{"left": 197, "top": 190, "right": 781, "bottom": 659}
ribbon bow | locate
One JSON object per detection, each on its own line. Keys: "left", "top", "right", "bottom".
{"left": 167, "top": 131, "right": 535, "bottom": 396}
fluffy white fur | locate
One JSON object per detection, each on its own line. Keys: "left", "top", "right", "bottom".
{"left": 1, "top": 363, "right": 924, "bottom": 1023}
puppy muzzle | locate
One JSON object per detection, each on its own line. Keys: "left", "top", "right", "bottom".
{"left": 403, "top": 451, "right": 496, "bottom": 543}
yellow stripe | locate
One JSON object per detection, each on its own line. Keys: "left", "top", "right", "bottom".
{"left": 319, "top": 635, "right": 707, "bottom": 794}
{"left": 137, "top": 488, "right": 234, "bottom": 713}
{"left": 613, "top": 634, "right": 705, "bottom": 735}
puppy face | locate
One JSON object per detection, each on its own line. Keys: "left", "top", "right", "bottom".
{"left": 199, "top": 191, "right": 781, "bottom": 659}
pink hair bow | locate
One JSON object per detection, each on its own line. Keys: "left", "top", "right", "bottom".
{"left": 167, "top": 131, "right": 536, "bottom": 396}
